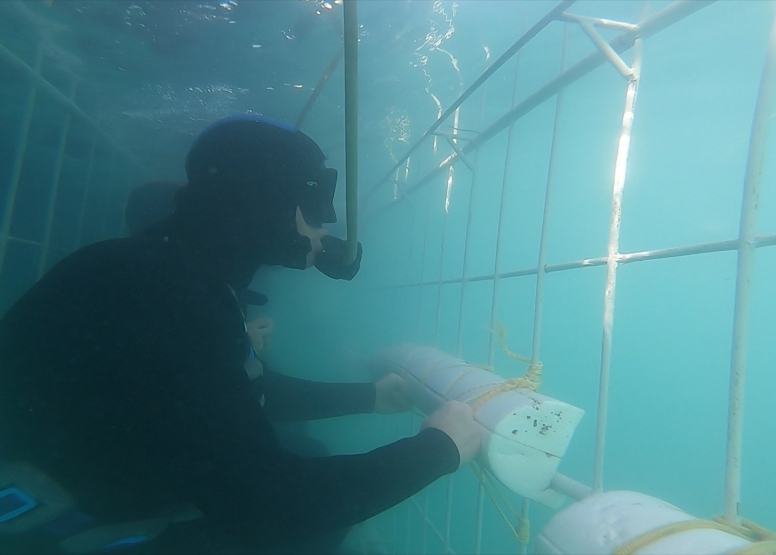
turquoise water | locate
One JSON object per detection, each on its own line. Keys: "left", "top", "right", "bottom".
{"left": 1, "top": 1, "right": 774, "bottom": 553}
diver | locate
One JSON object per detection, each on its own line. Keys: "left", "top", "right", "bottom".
{"left": 0, "top": 115, "right": 481, "bottom": 554}
{"left": 123, "top": 177, "right": 393, "bottom": 480}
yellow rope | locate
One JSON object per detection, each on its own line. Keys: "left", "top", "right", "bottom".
{"left": 714, "top": 517, "right": 776, "bottom": 542}
{"left": 495, "top": 322, "right": 533, "bottom": 366}
{"left": 411, "top": 334, "right": 539, "bottom": 546}
{"left": 725, "top": 540, "right": 776, "bottom": 555}
{"left": 448, "top": 323, "right": 543, "bottom": 410}
{"left": 476, "top": 462, "right": 520, "bottom": 521}
{"left": 471, "top": 462, "right": 530, "bottom": 546}
{"left": 516, "top": 514, "right": 530, "bottom": 547}
{"left": 615, "top": 517, "right": 776, "bottom": 555}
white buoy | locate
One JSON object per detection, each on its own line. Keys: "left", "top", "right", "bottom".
{"left": 535, "top": 490, "right": 756, "bottom": 554}
{"left": 371, "top": 344, "right": 584, "bottom": 508}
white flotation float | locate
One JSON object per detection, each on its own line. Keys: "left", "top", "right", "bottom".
{"left": 535, "top": 490, "right": 769, "bottom": 554}
{"left": 371, "top": 344, "right": 585, "bottom": 508}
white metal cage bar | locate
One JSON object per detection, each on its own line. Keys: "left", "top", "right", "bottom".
{"left": 373, "top": 0, "right": 775, "bottom": 553}
{"left": 0, "top": 47, "right": 42, "bottom": 279}
{"left": 722, "top": 7, "right": 776, "bottom": 526}
{"left": 37, "top": 79, "right": 78, "bottom": 279}
{"left": 593, "top": 36, "right": 642, "bottom": 494}
{"left": 369, "top": 0, "right": 715, "bottom": 215}
{"left": 0, "top": 37, "right": 146, "bottom": 305}
{"left": 0, "top": 43, "right": 137, "bottom": 165}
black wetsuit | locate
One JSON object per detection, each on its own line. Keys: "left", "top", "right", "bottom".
{"left": 0, "top": 229, "right": 458, "bottom": 553}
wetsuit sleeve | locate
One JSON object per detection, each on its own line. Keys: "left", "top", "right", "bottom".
{"left": 261, "top": 369, "right": 376, "bottom": 421}
{"left": 168, "top": 351, "right": 460, "bottom": 548}
{"left": 161, "top": 285, "right": 461, "bottom": 548}
{"left": 0, "top": 239, "right": 461, "bottom": 551}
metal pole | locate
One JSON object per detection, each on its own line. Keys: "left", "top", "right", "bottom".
{"left": 433, "top": 167, "right": 452, "bottom": 345}
{"left": 549, "top": 473, "right": 594, "bottom": 500}
{"left": 405, "top": 414, "right": 419, "bottom": 554}
{"left": 0, "top": 48, "right": 42, "bottom": 278}
{"left": 38, "top": 80, "right": 77, "bottom": 278}
{"left": 409, "top": 497, "right": 456, "bottom": 554}
{"left": 578, "top": 20, "right": 635, "bottom": 79}
{"left": 443, "top": 476, "right": 453, "bottom": 554}
{"left": 74, "top": 139, "right": 97, "bottom": 248}
{"left": 363, "top": 0, "right": 576, "bottom": 205}
{"left": 530, "top": 23, "right": 569, "bottom": 372}
{"left": 473, "top": 482, "right": 485, "bottom": 555}
{"left": 455, "top": 96, "right": 485, "bottom": 357}
{"left": 374, "top": 0, "right": 715, "bottom": 214}
{"left": 343, "top": 0, "right": 359, "bottom": 265}
{"left": 400, "top": 207, "right": 417, "bottom": 341}
{"left": 415, "top": 202, "right": 431, "bottom": 339}
{"left": 519, "top": 498, "right": 530, "bottom": 555}
{"left": 487, "top": 53, "right": 523, "bottom": 367}
{"left": 0, "top": 43, "right": 137, "bottom": 166}
{"left": 722, "top": 8, "right": 776, "bottom": 526}
{"left": 100, "top": 152, "right": 118, "bottom": 239}
{"left": 593, "top": 39, "right": 642, "bottom": 493}
{"left": 557, "top": 13, "right": 638, "bottom": 31}
{"left": 519, "top": 25, "right": 570, "bottom": 555}
{"left": 390, "top": 233, "right": 776, "bottom": 289}
{"left": 421, "top": 490, "right": 428, "bottom": 555}
{"left": 295, "top": 45, "right": 344, "bottom": 129}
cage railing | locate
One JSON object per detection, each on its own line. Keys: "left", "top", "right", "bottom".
{"left": 365, "top": 0, "right": 715, "bottom": 216}
{"left": 0, "top": 39, "right": 141, "bottom": 288}
{"left": 375, "top": 0, "right": 774, "bottom": 553}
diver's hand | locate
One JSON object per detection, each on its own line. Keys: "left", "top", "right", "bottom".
{"left": 374, "top": 373, "right": 412, "bottom": 414}
{"left": 422, "top": 401, "right": 481, "bottom": 467}
{"left": 246, "top": 317, "right": 274, "bottom": 352}
{"left": 314, "top": 235, "right": 362, "bottom": 280}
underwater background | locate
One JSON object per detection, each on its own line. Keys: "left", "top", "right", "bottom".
{"left": 0, "top": 1, "right": 774, "bottom": 553}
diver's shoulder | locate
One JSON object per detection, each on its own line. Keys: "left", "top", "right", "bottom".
{"left": 45, "top": 237, "right": 163, "bottom": 283}
{"left": 73, "top": 237, "right": 141, "bottom": 255}
{"left": 72, "top": 235, "right": 166, "bottom": 261}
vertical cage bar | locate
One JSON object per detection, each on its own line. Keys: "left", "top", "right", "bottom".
{"left": 74, "top": 139, "right": 97, "bottom": 249}
{"left": 443, "top": 476, "right": 453, "bottom": 554}
{"left": 415, "top": 202, "right": 431, "bottom": 339}
{"left": 530, "top": 23, "right": 569, "bottom": 376}
{"left": 115, "top": 176, "right": 133, "bottom": 238}
{"left": 723, "top": 9, "right": 776, "bottom": 525}
{"left": 434, "top": 168, "right": 454, "bottom": 344}
{"left": 99, "top": 152, "right": 118, "bottom": 239}
{"left": 421, "top": 490, "right": 429, "bottom": 555}
{"left": 514, "top": 28, "right": 570, "bottom": 554}
{"left": 473, "top": 482, "right": 485, "bottom": 555}
{"left": 0, "top": 43, "right": 137, "bottom": 167}
{"left": 454, "top": 93, "right": 485, "bottom": 358}
{"left": 453, "top": 166, "right": 476, "bottom": 358}
{"left": 0, "top": 48, "right": 42, "bottom": 277}
{"left": 405, "top": 412, "right": 416, "bottom": 554}
{"left": 453, "top": 94, "right": 484, "bottom": 555}
{"left": 364, "top": 0, "right": 575, "bottom": 203}
{"left": 487, "top": 53, "right": 523, "bottom": 368}
{"left": 592, "top": 40, "right": 642, "bottom": 493}
{"left": 400, "top": 207, "right": 416, "bottom": 341}
{"left": 518, "top": 498, "right": 531, "bottom": 555}
{"left": 38, "top": 80, "right": 77, "bottom": 278}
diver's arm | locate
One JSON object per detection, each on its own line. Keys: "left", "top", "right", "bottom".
{"left": 182, "top": 365, "right": 460, "bottom": 549}
{"left": 165, "top": 289, "right": 460, "bottom": 549}
{"left": 261, "top": 369, "right": 376, "bottom": 421}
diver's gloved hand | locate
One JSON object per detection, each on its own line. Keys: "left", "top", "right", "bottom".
{"left": 374, "top": 373, "right": 412, "bottom": 414}
{"left": 314, "top": 235, "right": 363, "bottom": 280}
